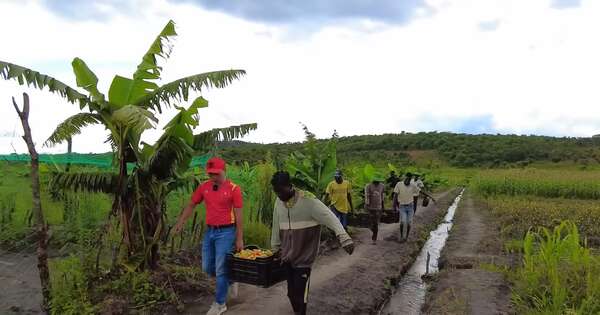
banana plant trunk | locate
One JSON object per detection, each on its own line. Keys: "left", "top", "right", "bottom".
{"left": 143, "top": 203, "right": 162, "bottom": 269}
{"left": 12, "top": 93, "right": 51, "bottom": 314}
{"left": 122, "top": 172, "right": 165, "bottom": 270}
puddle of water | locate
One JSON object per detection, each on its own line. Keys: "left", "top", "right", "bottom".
{"left": 379, "top": 190, "right": 465, "bottom": 315}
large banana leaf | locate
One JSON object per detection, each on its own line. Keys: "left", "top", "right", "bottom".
{"left": 148, "top": 135, "right": 194, "bottom": 180}
{"left": 163, "top": 96, "right": 207, "bottom": 133}
{"left": 45, "top": 112, "right": 103, "bottom": 147}
{"left": 108, "top": 75, "right": 158, "bottom": 107}
{"left": 192, "top": 123, "right": 258, "bottom": 151}
{"left": 111, "top": 105, "right": 158, "bottom": 132}
{"left": 136, "top": 70, "right": 246, "bottom": 112}
{"left": 285, "top": 129, "right": 339, "bottom": 197}
{"left": 321, "top": 144, "right": 338, "bottom": 185}
{"left": 106, "top": 20, "right": 178, "bottom": 109}
{"left": 147, "top": 102, "right": 201, "bottom": 180}
{"left": 286, "top": 153, "right": 319, "bottom": 187}
{"left": 133, "top": 20, "right": 177, "bottom": 82}
{"left": 50, "top": 172, "right": 118, "bottom": 193}
{"left": 71, "top": 57, "right": 105, "bottom": 103}
{"left": 0, "top": 60, "right": 91, "bottom": 109}
{"left": 166, "top": 173, "right": 204, "bottom": 193}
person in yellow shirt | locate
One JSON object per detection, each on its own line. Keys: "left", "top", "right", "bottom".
{"left": 324, "top": 170, "right": 353, "bottom": 229}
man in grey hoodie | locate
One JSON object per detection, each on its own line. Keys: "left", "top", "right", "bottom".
{"left": 271, "top": 171, "right": 354, "bottom": 315}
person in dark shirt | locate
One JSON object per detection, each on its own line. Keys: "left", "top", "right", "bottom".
{"left": 365, "top": 179, "right": 385, "bottom": 244}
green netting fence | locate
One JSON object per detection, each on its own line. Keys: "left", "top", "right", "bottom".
{"left": 0, "top": 153, "right": 211, "bottom": 169}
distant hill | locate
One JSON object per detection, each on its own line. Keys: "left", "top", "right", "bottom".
{"left": 218, "top": 132, "right": 600, "bottom": 168}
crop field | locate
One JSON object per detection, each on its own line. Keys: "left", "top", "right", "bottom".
{"left": 472, "top": 169, "right": 600, "bottom": 200}
{"left": 484, "top": 196, "right": 600, "bottom": 241}
{"left": 468, "top": 169, "right": 600, "bottom": 314}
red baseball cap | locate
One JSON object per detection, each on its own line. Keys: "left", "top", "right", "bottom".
{"left": 206, "top": 157, "right": 226, "bottom": 174}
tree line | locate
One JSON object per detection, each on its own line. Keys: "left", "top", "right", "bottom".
{"left": 218, "top": 132, "right": 600, "bottom": 168}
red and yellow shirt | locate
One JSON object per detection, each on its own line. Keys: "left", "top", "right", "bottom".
{"left": 191, "top": 180, "right": 243, "bottom": 226}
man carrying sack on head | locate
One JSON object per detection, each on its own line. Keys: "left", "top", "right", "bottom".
{"left": 174, "top": 157, "right": 243, "bottom": 315}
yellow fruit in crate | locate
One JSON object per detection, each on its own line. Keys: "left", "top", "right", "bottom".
{"left": 234, "top": 248, "right": 274, "bottom": 260}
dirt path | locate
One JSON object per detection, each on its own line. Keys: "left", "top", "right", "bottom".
{"left": 0, "top": 250, "right": 42, "bottom": 315}
{"left": 422, "top": 192, "right": 512, "bottom": 315}
{"left": 180, "top": 190, "right": 457, "bottom": 315}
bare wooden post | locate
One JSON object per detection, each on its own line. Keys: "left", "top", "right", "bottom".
{"left": 12, "top": 93, "right": 51, "bottom": 314}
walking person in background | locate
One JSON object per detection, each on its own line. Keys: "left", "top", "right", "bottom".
{"left": 365, "top": 178, "right": 385, "bottom": 244}
{"left": 412, "top": 174, "right": 435, "bottom": 213}
{"left": 174, "top": 157, "right": 243, "bottom": 315}
{"left": 412, "top": 174, "right": 425, "bottom": 213}
{"left": 271, "top": 171, "right": 355, "bottom": 315}
{"left": 324, "top": 170, "right": 353, "bottom": 230}
{"left": 393, "top": 173, "right": 417, "bottom": 242}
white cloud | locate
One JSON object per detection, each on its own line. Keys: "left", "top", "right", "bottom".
{"left": 1, "top": 0, "right": 600, "bottom": 154}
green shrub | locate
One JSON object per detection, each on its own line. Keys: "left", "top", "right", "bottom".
{"left": 512, "top": 221, "right": 600, "bottom": 314}
{"left": 103, "top": 270, "right": 176, "bottom": 308}
{"left": 49, "top": 256, "right": 95, "bottom": 315}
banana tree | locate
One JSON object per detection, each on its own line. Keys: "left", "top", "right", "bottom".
{"left": 286, "top": 126, "right": 337, "bottom": 199}
{"left": 0, "top": 20, "right": 256, "bottom": 269}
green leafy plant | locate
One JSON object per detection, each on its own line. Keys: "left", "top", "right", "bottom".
{"left": 286, "top": 126, "right": 337, "bottom": 198}
{"left": 512, "top": 221, "right": 600, "bottom": 314}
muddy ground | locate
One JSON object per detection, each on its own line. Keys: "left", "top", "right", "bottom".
{"left": 0, "top": 249, "right": 43, "bottom": 315}
{"left": 422, "top": 192, "right": 513, "bottom": 315}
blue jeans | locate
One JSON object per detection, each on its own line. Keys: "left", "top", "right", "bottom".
{"left": 332, "top": 207, "right": 348, "bottom": 229}
{"left": 202, "top": 226, "right": 236, "bottom": 305}
{"left": 399, "top": 203, "right": 414, "bottom": 238}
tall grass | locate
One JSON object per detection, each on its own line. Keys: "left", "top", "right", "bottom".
{"left": 512, "top": 221, "right": 600, "bottom": 314}
{"left": 473, "top": 169, "right": 600, "bottom": 199}
{"left": 485, "top": 196, "right": 600, "bottom": 240}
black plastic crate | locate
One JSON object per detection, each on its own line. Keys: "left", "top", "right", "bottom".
{"left": 381, "top": 209, "right": 400, "bottom": 223}
{"left": 227, "top": 253, "right": 285, "bottom": 288}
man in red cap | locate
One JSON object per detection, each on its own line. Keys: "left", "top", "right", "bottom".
{"left": 174, "top": 157, "right": 243, "bottom": 315}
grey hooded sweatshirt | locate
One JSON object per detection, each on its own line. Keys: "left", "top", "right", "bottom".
{"left": 271, "top": 189, "right": 353, "bottom": 268}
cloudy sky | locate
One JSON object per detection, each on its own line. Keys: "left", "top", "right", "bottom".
{"left": 1, "top": 0, "right": 600, "bottom": 154}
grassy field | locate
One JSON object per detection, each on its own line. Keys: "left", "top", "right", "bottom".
{"left": 484, "top": 196, "right": 600, "bottom": 241}
{"left": 472, "top": 169, "right": 600, "bottom": 314}
{"left": 472, "top": 168, "right": 600, "bottom": 200}
{"left": 8, "top": 158, "right": 600, "bottom": 314}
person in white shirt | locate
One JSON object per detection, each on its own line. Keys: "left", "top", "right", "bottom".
{"left": 412, "top": 175, "right": 425, "bottom": 213}
{"left": 393, "top": 173, "right": 435, "bottom": 241}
